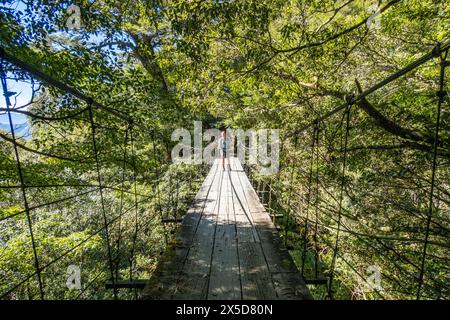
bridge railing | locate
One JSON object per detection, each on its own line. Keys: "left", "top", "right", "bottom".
{"left": 0, "top": 49, "right": 204, "bottom": 300}
{"left": 245, "top": 42, "right": 450, "bottom": 300}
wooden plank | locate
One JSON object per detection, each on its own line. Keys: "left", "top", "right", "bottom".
{"left": 235, "top": 170, "right": 262, "bottom": 224}
{"left": 229, "top": 170, "right": 259, "bottom": 243}
{"left": 172, "top": 272, "right": 210, "bottom": 300}
{"left": 238, "top": 169, "right": 266, "bottom": 214}
{"left": 208, "top": 170, "right": 241, "bottom": 300}
{"left": 232, "top": 159, "right": 298, "bottom": 274}
{"left": 143, "top": 164, "right": 219, "bottom": 299}
{"left": 271, "top": 272, "right": 313, "bottom": 300}
{"left": 256, "top": 226, "right": 299, "bottom": 273}
{"left": 230, "top": 170, "right": 253, "bottom": 217}
{"left": 232, "top": 157, "right": 244, "bottom": 171}
{"left": 238, "top": 242, "right": 278, "bottom": 300}
{"left": 174, "top": 165, "right": 222, "bottom": 298}
{"left": 208, "top": 173, "right": 241, "bottom": 300}
{"left": 216, "top": 168, "right": 229, "bottom": 224}
{"left": 228, "top": 157, "right": 236, "bottom": 171}
{"left": 225, "top": 171, "right": 234, "bottom": 224}
{"left": 208, "top": 224, "right": 241, "bottom": 300}
{"left": 235, "top": 171, "right": 261, "bottom": 242}
{"left": 178, "top": 163, "right": 219, "bottom": 247}
{"left": 181, "top": 220, "right": 215, "bottom": 273}
{"left": 252, "top": 211, "right": 273, "bottom": 225}
{"left": 232, "top": 158, "right": 312, "bottom": 300}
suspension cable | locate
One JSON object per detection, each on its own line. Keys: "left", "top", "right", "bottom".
{"left": 313, "top": 122, "right": 321, "bottom": 279}
{"left": 151, "top": 130, "right": 168, "bottom": 245}
{"left": 416, "top": 48, "right": 448, "bottom": 300}
{"left": 287, "top": 41, "right": 450, "bottom": 137}
{"left": 87, "top": 101, "right": 116, "bottom": 291}
{"left": 284, "top": 135, "right": 298, "bottom": 246}
{"left": 1, "top": 60, "right": 44, "bottom": 299}
{"left": 128, "top": 123, "right": 140, "bottom": 299}
{"left": 301, "top": 124, "right": 317, "bottom": 276}
{"left": 328, "top": 105, "right": 351, "bottom": 299}
{"left": 114, "top": 123, "right": 130, "bottom": 295}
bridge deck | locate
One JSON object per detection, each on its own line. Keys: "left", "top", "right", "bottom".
{"left": 143, "top": 158, "right": 312, "bottom": 300}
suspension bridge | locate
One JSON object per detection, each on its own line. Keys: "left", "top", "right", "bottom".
{"left": 0, "top": 40, "right": 449, "bottom": 300}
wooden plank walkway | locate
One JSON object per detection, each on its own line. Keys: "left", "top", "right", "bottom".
{"left": 142, "top": 158, "right": 312, "bottom": 300}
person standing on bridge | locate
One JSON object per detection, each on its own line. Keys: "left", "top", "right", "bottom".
{"left": 218, "top": 130, "right": 230, "bottom": 170}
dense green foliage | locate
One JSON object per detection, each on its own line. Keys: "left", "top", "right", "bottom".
{"left": 0, "top": 0, "right": 449, "bottom": 299}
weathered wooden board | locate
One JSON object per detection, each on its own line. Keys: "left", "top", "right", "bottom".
{"left": 208, "top": 172, "right": 241, "bottom": 300}
{"left": 174, "top": 167, "right": 222, "bottom": 298}
{"left": 208, "top": 224, "right": 240, "bottom": 300}
{"left": 229, "top": 170, "right": 259, "bottom": 243}
{"left": 142, "top": 164, "right": 218, "bottom": 299}
{"left": 238, "top": 242, "right": 278, "bottom": 300}
{"left": 271, "top": 272, "right": 313, "bottom": 300}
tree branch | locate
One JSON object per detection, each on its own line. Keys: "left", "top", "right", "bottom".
{"left": 355, "top": 79, "right": 434, "bottom": 145}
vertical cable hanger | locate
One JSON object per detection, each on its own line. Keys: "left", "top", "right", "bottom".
{"left": 301, "top": 124, "right": 317, "bottom": 276}
{"left": 285, "top": 135, "right": 298, "bottom": 247}
{"left": 87, "top": 99, "right": 116, "bottom": 294}
{"left": 114, "top": 123, "right": 130, "bottom": 297}
{"left": 151, "top": 130, "right": 168, "bottom": 245}
{"left": 128, "top": 122, "right": 140, "bottom": 299}
{"left": 168, "top": 158, "right": 173, "bottom": 220}
{"left": 416, "top": 47, "right": 448, "bottom": 300}
{"left": 174, "top": 173, "right": 180, "bottom": 221}
{"left": 313, "top": 121, "right": 321, "bottom": 280}
{"left": 1, "top": 60, "right": 44, "bottom": 299}
{"left": 271, "top": 139, "right": 284, "bottom": 225}
{"left": 327, "top": 105, "right": 351, "bottom": 300}
{"left": 268, "top": 180, "right": 273, "bottom": 219}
